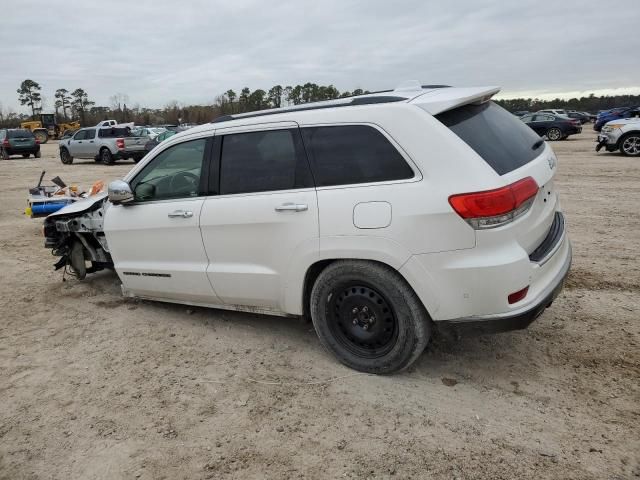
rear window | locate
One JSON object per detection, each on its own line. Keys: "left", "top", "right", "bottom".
{"left": 8, "top": 130, "right": 34, "bottom": 139}
{"left": 98, "top": 127, "right": 130, "bottom": 138}
{"left": 435, "top": 102, "right": 542, "bottom": 175}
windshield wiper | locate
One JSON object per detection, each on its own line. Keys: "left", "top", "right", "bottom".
{"left": 532, "top": 139, "right": 544, "bottom": 150}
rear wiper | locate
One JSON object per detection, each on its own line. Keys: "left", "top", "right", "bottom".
{"left": 532, "top": 139, "right": 544, "bottom": 150}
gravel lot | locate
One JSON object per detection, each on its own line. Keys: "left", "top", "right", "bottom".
{"left": 1, "top": 130, "right": 638, "bottom": 479}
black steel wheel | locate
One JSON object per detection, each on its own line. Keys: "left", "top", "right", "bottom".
{"left": 310, "top": 260, "right": 431, "bottom": 374}
{"left": 328, "top": 283, "right": 398, "bottom": 358}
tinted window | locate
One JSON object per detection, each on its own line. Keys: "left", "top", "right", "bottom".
{"left": 434, "top": 102, "right": 542, "bottom": 175}
{"left": 301, "top": 125, "right": 414, "bottom": 187}
{"left": 98, "top": 127, "right": 130, "bottom": 138}
{"left": 8, "top": 130, "right": 34, "bottom": 139}
{"left": 73, "top": 130, "right": 86, "bottom": 140}
{"left": 219, "top": 129, "right": 312, "bottom": 195}
{"left": 520, "top": 115, "right": 534, "bottom": 123}
{"left": 131, "top": 139, "right": 206, "bottom": 201}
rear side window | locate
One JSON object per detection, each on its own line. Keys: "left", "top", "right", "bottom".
{"left": 435, "top": 102, "right": 542, "bottom": 175}
{"left": 99, "top": 127, "right": 130, "bottom": 138}
{"left": 301, "top": 125, "right": 414, "bottom": 187}
{"left": 219, "top": 129, "right": 312, "bottom": 195}
{"left": 8, "top": 130, "right": 34, "bottom": 139}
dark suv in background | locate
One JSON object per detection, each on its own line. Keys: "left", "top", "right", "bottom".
{"left": 0, "top": 129, "right": 41, "bottom": 159}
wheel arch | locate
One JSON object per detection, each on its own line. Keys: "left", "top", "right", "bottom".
{"left": 297, "top": 257, "right": 437, "bottom": 323}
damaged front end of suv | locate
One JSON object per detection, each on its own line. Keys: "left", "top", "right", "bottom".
{"left": 43, "top": 193, "right": 113, "bottom": 279}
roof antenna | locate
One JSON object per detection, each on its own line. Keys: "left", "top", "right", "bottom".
{"left": 394, "top": 80, "right": 422, "bottom": 92}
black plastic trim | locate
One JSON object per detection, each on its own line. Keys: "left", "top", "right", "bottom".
{"left": 529, "top": 212, "right": 564, "bottom": 263}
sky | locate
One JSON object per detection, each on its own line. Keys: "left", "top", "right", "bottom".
{"left": 2, "top": 0, "right": 640, "bottom": 113}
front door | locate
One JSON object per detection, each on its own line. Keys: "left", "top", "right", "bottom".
{"left": 104, "top": 136, "right": 220, "bottom": 304}
{"left": 199, "top": 125, "right": 319, "bottom": 311}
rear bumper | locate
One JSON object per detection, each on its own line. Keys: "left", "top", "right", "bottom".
{"left": 6, "top": 145, "right": 39, "bottom": 154}
{"left": 438, "top": 240, "right": 571, "bottom": 335}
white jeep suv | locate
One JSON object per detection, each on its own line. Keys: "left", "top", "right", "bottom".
{"left": 43, "top": 84, "right": 572, "bottom": 373}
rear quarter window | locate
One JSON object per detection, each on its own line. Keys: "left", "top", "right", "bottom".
{"left": 301, "top": 125, "right": 414, "bottom": 187}
{"left": 98, "top": 127, "right": 130, "bottom": 138}
{"left": 434, "top": 102, "right": 542, "bottom": 175}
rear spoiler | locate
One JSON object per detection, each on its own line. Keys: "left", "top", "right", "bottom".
{"left": 410, "top": 86, "right": 501, "bottom": 115}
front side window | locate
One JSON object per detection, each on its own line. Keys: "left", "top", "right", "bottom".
{"left": 73, "top": 130, "right": 86, "bottom": 140}
{"left": 131, "top": 138, "right": 206, "bottom": 201}
{"left": 301, "top": 125, "right": 414, "bottom": 187}
{"left": 219, "top": 128, "right": 312, "bottom": 195}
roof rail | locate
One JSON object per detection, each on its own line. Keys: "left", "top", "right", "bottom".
{"left": 211, "top": 95, "right": 406, "bottom": 124}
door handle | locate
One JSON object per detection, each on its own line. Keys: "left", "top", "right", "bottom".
{"left": 275, "top": 203, "right": 308, "bottom": 212}
{"left": 168, "top": 210, "right": 193, "bottom": 218}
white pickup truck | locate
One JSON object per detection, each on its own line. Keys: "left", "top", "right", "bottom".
{"left": 58, "top": 126, "right": 148, "bottom": 165}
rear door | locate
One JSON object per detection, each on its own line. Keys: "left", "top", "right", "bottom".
{"left": 199, "top": 123, "right": 318, "bottom": 310}
{"left": 105, "top": 136, "right": 220, "bottom": 303}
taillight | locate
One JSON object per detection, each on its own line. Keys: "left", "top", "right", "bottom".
{"left": 116, "top": 138, "right": 125, "bottom": 149}
{"left": 2, "top": 139, "right": 8, "bottom": 147}
{"left": 448, "top": 177, "right": 539, "bottom": 229}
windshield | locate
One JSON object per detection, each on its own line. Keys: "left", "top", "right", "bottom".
{"left": 434, "top": 101, "right": 543, "bottom": 175}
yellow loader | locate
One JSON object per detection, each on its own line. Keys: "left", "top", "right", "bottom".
{"left": 20, "top": 114, "right": 80, "bottom": 144}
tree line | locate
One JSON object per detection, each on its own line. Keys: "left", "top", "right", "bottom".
{"left": 494, "top": 93, "right": 640, "bottom": 113}
{"left": 1, "top": 78, "right": 639, "bottom": 129}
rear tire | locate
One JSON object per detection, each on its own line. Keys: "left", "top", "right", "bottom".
{"left": 60, "top": 148, "right": 73, "bottom": 164}
{"left": 100, "top": 148, "right": 114, "bottom": 165}
{"left": 310, "top": 260, "right": 431, "bottom": 374}
{"left": 546, "top": 128, "right": 562, "bottom": 141}
{"left": 619, "top": 133, "right": 640, "bottom": 157}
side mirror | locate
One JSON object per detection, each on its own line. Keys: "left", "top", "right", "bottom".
{"left": 108, "top": 180, "right": 134, "bottom": 204}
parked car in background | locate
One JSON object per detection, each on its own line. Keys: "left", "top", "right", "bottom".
{"left": 144, "top": 129, "right": 178, "bottom": 152}
{"left": 594, "top": 107, "right": 640, "bottom": 131}
{"left": 0, "top": 129, "right": 41, "bottom": 159}
{"left": 58, "top": 126, "right": 148, "bottom": 165}
{"left": 566, "top": 111, "right": 590, "bottom": 124}
{"left": 539, "top": 109, "right": 568, "bottom": 116}
{"left": 520, "top": 113, "right": 582, "bottom": 140}
{"left": 132, "top": 127, "right": 166, "bottom": 140}
{"left": 513, "top": 110, "right": 530, "bottom": 117}
{"left": 96, "top": 120, "right": 117, "bottom": 128}
{"left": 596, "top": 118, "right": 640, "bottom": 156}
{"left": 59, "top": 129, "right": 77, "bottom": 140}
{"left": 43, "top": 84, "right": 571, "bottom": 373}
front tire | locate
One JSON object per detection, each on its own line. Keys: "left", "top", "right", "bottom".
{"left": 310, "top": 260, "right": 431, "bottom": 374}
{"left": 60, "top": 148, "right": 73, "bottom": 164}
{"left": 100, "top": 148, "right": 114, "bottom": 165}
{"left": 619, "top": 133, "right": 640, "bottom": 157}
{"left": 546, "top": 127, "right": 562, "bottom": 141}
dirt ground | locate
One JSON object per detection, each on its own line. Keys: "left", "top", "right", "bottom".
{"left": 1, "top": 130, "right": 638, "bottom": 480}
